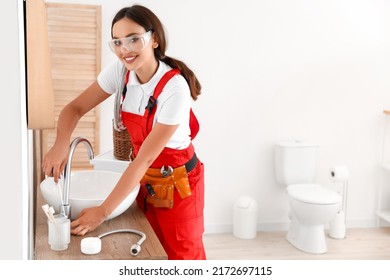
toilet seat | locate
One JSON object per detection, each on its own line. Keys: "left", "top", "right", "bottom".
{"left": 287, "top": 184, "right": 341, "bottom": 205}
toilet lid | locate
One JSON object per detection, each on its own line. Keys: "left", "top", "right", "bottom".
{"left": 287, "top": 184, "right": 341, "bottom": 205}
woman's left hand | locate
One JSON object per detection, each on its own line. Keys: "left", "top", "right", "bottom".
{"left": 70, "top": 206, "right": 107, "bottom": 236}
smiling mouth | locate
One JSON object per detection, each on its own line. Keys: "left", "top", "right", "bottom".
{"left": 124, "top": 56, "right": 136, "bottom": 63}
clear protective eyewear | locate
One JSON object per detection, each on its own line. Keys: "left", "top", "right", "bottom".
{"left": 108, "top": 31, "right": 152, "bottom": 53}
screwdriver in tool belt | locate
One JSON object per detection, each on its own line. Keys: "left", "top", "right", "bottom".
{"left": 145, "top": 183, "right": 155, "bottom": 196}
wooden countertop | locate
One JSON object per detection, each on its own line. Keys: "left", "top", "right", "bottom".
{"left": 35, "top": 191, "right": 167, "bottom": 260}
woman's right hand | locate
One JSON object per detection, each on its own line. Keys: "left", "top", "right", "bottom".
{"left": 41, "top": 81, "right": 110, "bottom": 183}
{"left": 42, "top": 141, "right": 70, "bottom": 183}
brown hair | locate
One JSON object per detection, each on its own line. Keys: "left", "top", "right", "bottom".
{"left": 111, "top": 5, "right": 201, "bottom": 100}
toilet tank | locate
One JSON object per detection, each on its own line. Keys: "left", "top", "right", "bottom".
{"left": 274, "top": 140, "right": 319, "bottom": 186}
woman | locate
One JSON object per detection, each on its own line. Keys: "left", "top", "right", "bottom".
{"left": 42, "top": 4, "right": 206, "bottom": 260}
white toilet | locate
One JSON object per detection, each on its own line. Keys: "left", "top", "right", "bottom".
{"left": 275, "top": 140, "right": 342, "bottom": 254}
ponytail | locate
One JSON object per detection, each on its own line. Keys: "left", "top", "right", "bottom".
{"left": 156, "top": 52, "right": 201, "bottom": 101}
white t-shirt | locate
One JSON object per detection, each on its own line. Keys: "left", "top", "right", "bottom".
{"left": 98, "top": 59, "right": 192, "bottom": 149}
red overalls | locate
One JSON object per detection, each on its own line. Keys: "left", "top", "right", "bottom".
{"left": 121, "top": 69, "right": 206, "bottom": 260}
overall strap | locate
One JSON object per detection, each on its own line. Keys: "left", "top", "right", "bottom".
{"left": 143, "top": 69, "right": 181, "bottom": 135}
{"left": 125, "top": 68, "right": 200, "bottom": 140}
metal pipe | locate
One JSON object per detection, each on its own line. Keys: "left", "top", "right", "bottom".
{"left": 98, "top": 229, "right": 146, "bottom": 256}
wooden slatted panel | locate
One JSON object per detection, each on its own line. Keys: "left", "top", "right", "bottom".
{"left": 42, "top": 3, "right": 101, "bottom": 170}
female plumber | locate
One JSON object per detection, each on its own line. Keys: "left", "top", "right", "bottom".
{"left": 42, "top": 4, "right": 206, "bottom": 260}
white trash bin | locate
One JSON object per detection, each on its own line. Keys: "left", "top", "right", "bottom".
{"left": 233, "top": 196, "right": 258, "bottom": 239}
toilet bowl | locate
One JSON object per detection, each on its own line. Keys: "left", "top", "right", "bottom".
{"left": 286, "top": 184, "right": 341, "bottom": 254}
{"left": 274, "top": 141, "right": 342, "bottom": 254}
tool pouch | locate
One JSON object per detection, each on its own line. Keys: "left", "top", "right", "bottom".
{"left": 172, "top": 166, "right": 192, "bottom": 199}
{"left": 142, "top": 175, "right": 174, "bottom": 209}
{"left": 141, "top": 165, "right": 192, "bottom": 209}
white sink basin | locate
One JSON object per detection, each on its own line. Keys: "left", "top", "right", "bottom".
{"left": 40, "top": 170, "right": 140, "bottom": 220}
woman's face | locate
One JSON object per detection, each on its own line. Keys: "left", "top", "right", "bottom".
{"left": 111, "top": 18, "right": 157, "bottom": 74}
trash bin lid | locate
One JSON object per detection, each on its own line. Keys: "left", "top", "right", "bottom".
{"left": 235, "top": 196, "right": 256, "bottom": 209}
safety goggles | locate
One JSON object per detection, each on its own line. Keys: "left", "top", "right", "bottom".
{"left": 108, "top": 31, "right": 152, "bottom": 53}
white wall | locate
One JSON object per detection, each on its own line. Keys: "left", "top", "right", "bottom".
{"left": 0, "top": 0, "right": 27, "bottom": 259}
{"left": 46, "top": 0, "right": 390, "bottom": 233}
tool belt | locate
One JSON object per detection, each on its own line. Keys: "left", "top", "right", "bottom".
{"left": 141, "top": 153, "right": 198, "bottom": 209}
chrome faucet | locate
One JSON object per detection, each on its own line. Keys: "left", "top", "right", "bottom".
{"left": 60, "top": 137, "right": 94, "bottom": 218}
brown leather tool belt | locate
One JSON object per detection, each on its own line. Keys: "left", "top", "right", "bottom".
{"left": 141, "top": 153, "right": 198, "bottom": 209}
